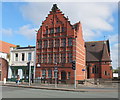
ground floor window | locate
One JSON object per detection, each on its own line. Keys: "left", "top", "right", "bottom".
{"left": 48, "top": 69, "right": 52, "bottom": 78}
{"left": 68, "top": 72, "right": 71, "bottom": 79}
{"left": 42, "top": 69, "right": 46, "bottom": 78}
{"left": 12, "top": 69, "right": 18, "bottom": 78}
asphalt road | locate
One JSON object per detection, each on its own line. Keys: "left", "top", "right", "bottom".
{"left": 1, "top": 86, "right": 118, "bottom": 98}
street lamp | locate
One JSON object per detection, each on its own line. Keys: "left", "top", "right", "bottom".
{"left": 37, "top": 63, "right": 41, "bottom": 67}
{"left": 54, "top": 62, "right": 58, "bottom": 88}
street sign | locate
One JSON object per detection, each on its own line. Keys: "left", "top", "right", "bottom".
{"left": 82, "top": 69, "right": 85, "bottom": 71}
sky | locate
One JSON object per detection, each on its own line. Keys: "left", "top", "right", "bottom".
{"left": 1, "top": 1, "right": 119, "bottom": 69}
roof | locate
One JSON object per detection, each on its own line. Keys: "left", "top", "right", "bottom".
{"left": 85, "top": 40, "right": 111, "bottom": 62}
{"left": 0, "top": 40, "right": 16, "bottom": 54}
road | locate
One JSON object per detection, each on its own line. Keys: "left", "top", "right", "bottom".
{"left": 1, "top": 86, "right": 118, "bottom": 98}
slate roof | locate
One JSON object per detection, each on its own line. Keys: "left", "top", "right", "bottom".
{"left": 85, "top": 40, "right": 111, "bottom": 62}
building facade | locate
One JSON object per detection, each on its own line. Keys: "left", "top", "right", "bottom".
{"left": 36, "top": 4, "right": 85, "bottom": 84}
{"left": 8, "top": 46, "right": 35, "bottom": 82}
{"left": 85, "top": 40, "right": 113, "bottom": 79}
{"left": 0, "top": 58, "right": 8, "bottom": 81}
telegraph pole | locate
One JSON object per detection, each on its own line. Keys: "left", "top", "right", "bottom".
{"left": 27, "top": 62, "right": 31, "bottom": 86}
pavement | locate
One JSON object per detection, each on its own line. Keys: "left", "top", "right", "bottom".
{"left": 1, "top": 81, "right": 119, "bottom": 92}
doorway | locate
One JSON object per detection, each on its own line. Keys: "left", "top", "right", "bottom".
{"left": 61, "top": 71, "right": 66, "bottom": 83}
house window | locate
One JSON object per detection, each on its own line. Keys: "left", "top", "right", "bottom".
{"left": 49, "top": 40, "right": 53, "bottom": 48}
{"left": 38, "top": 41, "right": 42, "bottom": 48}
{"left": 68, "top": 53, "right": 72, "bottom": 63}
{"left": 50, "top": 28, "right": 54, "bottom": 34}
{"left": 92, "top": 65, "right": 98, "bottom": 74}
{"left": 15, "top": 53, "right": 18, "bottom": 61}
{"left": 43, "top": 54, "right": 47, "bottom": 63}
{"left": 54, "top": 54, "right": 57, "bottom": 63}
{"left": 22, "top": 53, "right": 25, "bottom": 61}
{"left": 48, "top": 54, "right": 52, "bottom": 63}
{"left": 104, "top": 71, "right": 107, "bottom": 75}
{"left": 55, "top": 39, "right": 60, "bottom": 47}
{"left": 46, "top": 29, "right": 48, "bottom": 34}
{"left": 28, "top": 53, "right": 32, "bottom": 61}
{"left": 48, "top": 69, "right": 52, "bottom": 78}
{"left": 62, "top": 27, "right": 65, "bottom": 32}
{"left": 44, "top": 40, "right": 48, "bottom": 48}
{"left": 68, "top": 38, "right": 73, "bottom": 46}
{"left": 56, "top": 54, "right": 59, "bottom": 63}
{"left": 42, "top": 69, "right": 46, "bottom": 78}
{"left": 56, "top": 27, "right": 60, "bottom": 33}
{"left": 61, "top": 38, "right": 66, "bottom": 47}
{"left": 61, "top": 53, "right": 66, "bottom": 63}
{"left": 68, "top": 72, "right": 71, "bottom": 79}
{"left": 38, "top": 55, "right": 41, "bottom": 63}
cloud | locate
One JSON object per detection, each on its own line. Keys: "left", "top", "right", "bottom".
{"left": 108, "top": 34, "right": 118, "bottom": 43}
{"left": 16, "top": 24, "right": 38, "bottom": 39}
{"left": 110, "top": 42, "right": 119, "bottom": 69}
{"left": 1, "top": 28, "right": 13, "bottom": 35}
{"left": 20, "top": 2, "right": 117, "bottom": 41}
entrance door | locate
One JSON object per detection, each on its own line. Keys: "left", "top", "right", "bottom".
{"left": 61, "top": 71, "right": 66, "bottom": 83}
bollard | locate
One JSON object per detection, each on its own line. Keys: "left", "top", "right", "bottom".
{"left": 3, "top": 78, "right": 6, "bottom": 84}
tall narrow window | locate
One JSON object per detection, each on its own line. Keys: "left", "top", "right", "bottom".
{"left": 15, "top": 53, "right": 18, "bottom": 61}
{"left": 28, "top": 53, "right": 32, "bottom": 61}
{"left": 54, "top": 54, "right": 57, "bottom": 63}
{"left": 38, "top": 40, "right": 42, "bottom": 48}
{"left": 49, "top": 40, "right": 53, "bottom": 48}
{"left": 44, "top": 40, "right": 48, "bottom": 48}
{"left": 104, "top": 71, "right": 107, "bottom": 75}
{"left": 46, "top": 29, "right": 48, "bottom": 34}
{"left": 62, "top": 27, "right": 65, "bottom": 32}
{"left": 42, "top": 69, "right": 46, "bottom": 78}
{"left": 61, "top": 53, "right": 66, "bottom": 63}
{"left": 43, "top": 54, "right": 47, "bottom": 63}
{"left": 48, "top": 69, "right": 52, "bottom": 78}
{"left": 55, "top": 39, "right": 60, "bottom": 47}
{"left": 61, "top": 38, "right": 66, "bottom": 47}
{"left": 22, "top": 53, "right": 25, "bottom": 61}
{"left": 68, "top": 72, "right": 71, "bottom": 79}
{"left": 50, "top": 28, "right": 54, "bottom": 33}
{"left": 38, "top": 55, "right": 41, "bottom": 63}
{"left": 68, "top": 38, "right": 73, "bottom": 46}
{"left": 56, "top": 27, "right": 60, "bottom": 33}
{"left": 56, "top": 54, "right": 59, "bottom": 63}
{"left": 68, "top": 53, "right": 72, "bottom": 63}
{"left": 48, "top": 54, "right": 52, "bottom": 63}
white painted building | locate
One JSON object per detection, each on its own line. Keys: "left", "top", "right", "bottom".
{"left": 8, "top": 46, "right": 36, "bottom": 81}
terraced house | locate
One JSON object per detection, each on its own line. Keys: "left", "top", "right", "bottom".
{"left": 36, "top": 4, "right": 86, "bottom": 84}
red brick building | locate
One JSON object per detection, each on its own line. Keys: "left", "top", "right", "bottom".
{"left": 85, "top": 40, "right": 113, "bottom": 79}
{"left": 36, "top": 4, "right": 85, "bottom": 84}
{"left": 0, "top": 58, "right": 8, "bottom": 81}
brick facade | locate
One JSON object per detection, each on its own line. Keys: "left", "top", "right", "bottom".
{"left": 36, "top": 4, "right": 85, "bottom": 84}
{"left": 0, "top": 58, "right": 8, "bottom": 81}
{"left": 85, "top": 40, "right": 113, "bottom": 79}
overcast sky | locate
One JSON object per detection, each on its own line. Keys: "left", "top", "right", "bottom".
{"left": 1, "top": 1, "right": 119, "bottom": 69}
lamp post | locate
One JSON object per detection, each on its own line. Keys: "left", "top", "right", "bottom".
{"left": 54, "top": 63, "right": 58, "bottom": 88}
